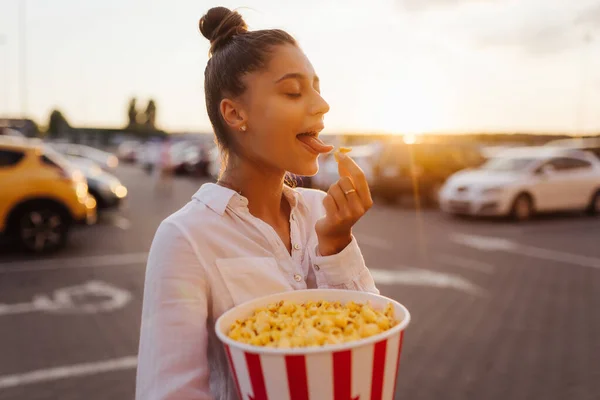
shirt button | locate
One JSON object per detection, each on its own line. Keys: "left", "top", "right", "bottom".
{"left": 293, "top": 274, "right": 302, "bottom": 282}
{"left": 314, "top": 265, "right": 320, "bottom": 271}
{"left": 293, "top": 243, "right": 301, "bottom": 250}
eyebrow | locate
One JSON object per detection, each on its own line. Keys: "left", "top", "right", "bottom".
{"left": 275, "top": 72, "right": 320, "bottom": 85}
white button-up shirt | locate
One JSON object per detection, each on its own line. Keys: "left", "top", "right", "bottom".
{"left": 136, "top": 183, "right": 379, "bottom": 400}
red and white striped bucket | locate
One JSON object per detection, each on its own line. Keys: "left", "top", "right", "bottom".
{"left": 215, "top": 289, "right": 410, "bottom": 400}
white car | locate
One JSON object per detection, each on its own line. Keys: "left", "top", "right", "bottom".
{"left": 439, "top": 147, "right": 600, "bottom": 220}
{"left": 49, "top": 143, "right": 119, "bottom": 171}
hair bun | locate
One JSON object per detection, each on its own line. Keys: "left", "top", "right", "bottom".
{"left": 199, "top": 7, "right": 247, "bottom": 54}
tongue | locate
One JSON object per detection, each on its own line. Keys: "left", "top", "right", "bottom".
{"left": 297, "top": 135, "right": 334, "bottom": 154}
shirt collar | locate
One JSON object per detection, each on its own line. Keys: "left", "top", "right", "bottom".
{"left": 192, "top": 183, "right": 309, "bottom": 216}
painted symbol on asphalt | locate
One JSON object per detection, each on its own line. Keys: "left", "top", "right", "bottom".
{"left": 0, "top": 280, "right": 132, "bottom": 316}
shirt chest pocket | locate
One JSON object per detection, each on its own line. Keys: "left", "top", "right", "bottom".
{"left": 215, "top": 257, "right": 294, "bottom": 306}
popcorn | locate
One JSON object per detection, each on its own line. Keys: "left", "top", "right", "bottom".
{"left": 227, "top": 300, "right": 399, "bottom": 348}
{"left": 334, "top": 146, "right": 352, "bottom": 162}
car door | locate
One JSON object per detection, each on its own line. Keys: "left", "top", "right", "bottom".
{"left": 0, "top": 149, "right": 27, "bottom": 230}
{"left": 555, "top": 157, "right": 598, "bottom": 209}
{"left": 532, "top": 157, "right": 592, "bottom": 211}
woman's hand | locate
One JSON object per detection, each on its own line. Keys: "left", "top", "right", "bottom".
{"left": 315, "top": 151, "right": 374, "bottom": 256}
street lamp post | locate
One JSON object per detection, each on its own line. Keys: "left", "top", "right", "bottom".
{"left": 19, "top": 0, "right": 28, "bottom": 118}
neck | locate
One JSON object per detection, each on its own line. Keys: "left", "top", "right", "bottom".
{"left": 218, "top": 156, "right": 289, "bottom": 223}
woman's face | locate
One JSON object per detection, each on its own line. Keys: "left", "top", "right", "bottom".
{"left": 232, "top": 44, "right": 331, "bottom": 177}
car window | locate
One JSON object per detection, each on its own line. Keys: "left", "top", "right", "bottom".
{"left": 582, "top": 147, "right": 600, "bottom": 159}
{"left": 548, "top": 157, "right": 591, "bottom": 171}
{"left": 482, "top": 157, "right": 537, "bottom": 172}
{"left": 0, "top": 149, "right": 25, "bottom": 167}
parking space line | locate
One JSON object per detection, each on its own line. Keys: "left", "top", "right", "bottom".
{"left": 0, "top": 356, "right": 137, "bottom": 390}
{"left": 452, "top": 233, "right": 600, "bottom": 270}
{"left": 0, "top": 252, "right": 148, "bottom": 274}
{"left": 370, "top": 267, "right": 485, "bottom": 295}
{"left": 437, "top": 254, "right": 495, "bottom": 274}
{"left": 112, "top": 216, "right": 132, "bottom": 230}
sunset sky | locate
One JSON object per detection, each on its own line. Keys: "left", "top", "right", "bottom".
{"left": 1, "top": 0, "right": 600, "bottom": 135}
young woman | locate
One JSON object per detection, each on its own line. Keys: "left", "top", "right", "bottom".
{"left": 136, "top": 7, "right": 379, "bottom": 400}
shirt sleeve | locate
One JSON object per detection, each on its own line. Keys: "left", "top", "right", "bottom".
{"left": 311, "top": 235, "right": 379, "bottom": 294}
{"left": 136, "top": 220, "right": 213, "bottom": 400}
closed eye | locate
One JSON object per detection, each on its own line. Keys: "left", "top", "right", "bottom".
{"left": 286, "top": 93, "right": 301, "bottom": 98}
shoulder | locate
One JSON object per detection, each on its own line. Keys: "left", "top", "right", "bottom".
{"left": 154, "top": 199, "right": 224, "bottom": 246}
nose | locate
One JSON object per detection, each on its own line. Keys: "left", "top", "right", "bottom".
{"left": 310, "top": 91, "right": 330, "bottom": 117}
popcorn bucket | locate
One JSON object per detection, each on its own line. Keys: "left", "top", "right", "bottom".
{"left": 215, "top": 289, "right": 411, "bottom": 400}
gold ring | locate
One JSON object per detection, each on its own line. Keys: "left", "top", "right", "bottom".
{"left": 344, "top": 189, "right": 357, "bottom": 195}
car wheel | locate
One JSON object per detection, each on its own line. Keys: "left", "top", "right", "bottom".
{"left": 510, "top": 193, "right": 534, "bottom": 222}
{"left": 588, "top": 190, "right": 600, "bottom": 216}
{"left": 14, "top": 205, "right": 70, "bottom": 253}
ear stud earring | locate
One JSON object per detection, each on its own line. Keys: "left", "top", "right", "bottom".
{"left": 240, "top": 125, "right": 247, "bottom": 132}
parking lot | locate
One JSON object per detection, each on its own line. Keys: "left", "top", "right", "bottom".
{"left": 1, "top": 165, "right": 599, "bottom": 400}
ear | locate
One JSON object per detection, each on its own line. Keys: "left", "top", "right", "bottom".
{"left": 220, "top": 98, "right": 247, "bottom": 131}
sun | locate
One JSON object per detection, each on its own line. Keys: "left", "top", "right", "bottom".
{"left": 370, "top": 72, "right": 448, "bottom": 136}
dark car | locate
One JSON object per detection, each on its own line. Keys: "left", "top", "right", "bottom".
{"left": 66, "top": 156, "right": 128, "bottom": 210}
{"left": 372, "top": 142, "right": 486, "bottom": 205}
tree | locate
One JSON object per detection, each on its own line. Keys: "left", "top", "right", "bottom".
{"left": 47, "top": 110, "right": 70, "bottom": 138}
{"left": 145, "top": 99, "right": 157, "bottom": 129}
{"left": 127, "top": 98, "right": 138, "bottom": 128}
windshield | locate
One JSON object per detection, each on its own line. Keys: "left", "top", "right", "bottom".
{"left": 481, "top": 157, "right": 537, "bottom": 172}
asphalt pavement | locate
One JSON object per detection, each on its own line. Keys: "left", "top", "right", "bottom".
{"left": 1, "top": 165, "right": 599, "bottom": 400}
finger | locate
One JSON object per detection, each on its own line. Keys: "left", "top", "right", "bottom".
{"left": 337, "top": 152, "right": 373, "bottom": 209}
{"left": 328, "top": 183, "right": 351, "bottom": 219}
{"left": 322, "top": 193, "right": 338, "bottom": 215}
{"left": 337, "top": 176, "right": 364, "bottom": 216}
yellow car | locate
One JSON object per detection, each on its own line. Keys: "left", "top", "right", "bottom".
{"left": 0, "top": 137, "right": 97, "bottom": 252}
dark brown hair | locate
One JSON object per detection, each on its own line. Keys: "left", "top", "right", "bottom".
{"left": 199, "top": 7, "right": 297, "bottom": 160}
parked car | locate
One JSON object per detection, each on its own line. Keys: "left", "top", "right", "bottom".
{"left": 372, "top": 141, "right": 486, "bottom": 205}
{"left": 65, "top": 156, "right": 128, "bottom": 210}
{"left": 544, "top": 137, "right": 600, "bottom": 160}
{"left": 0, "top": 137, "right": 97, "bottom": 252}
{"left": 439, "top": 147, "right": 600, "bottom": 220}
{"left": 137, "top": 140, "right": 160, "bottom": 173}
{"left": 49, "top": 143, "right": 119, "bottom": 171}
{"left": 116, "top": 140, "right": 142, "bottom": 163}
{"left": 0, "top": 127, "right": 26, "bottom": 138}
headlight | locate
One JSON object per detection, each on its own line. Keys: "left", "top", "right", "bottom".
{"left": 110, "top": 182, "right": 128, "bottom": 198}
{"left": 107, "top": 156, "right": 119, "bottom": 169}
{"left": 76, "top": 182, "right": 89, "bottom": 199}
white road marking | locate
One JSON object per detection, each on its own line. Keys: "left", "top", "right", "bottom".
{"left": 437, "top": 254, "right": 495, "bottom": 274}
{"left": 355, "top": 234, "right": 394, "bottom": 251}
{"left": 111, "top": 216, "right": 131, "bottom": 230}
{"left": 0, "top": 252, "right": 148, "bottom": 273}
{"left": 0, "top": 281, "right": 132, "bottom": 316}
{"left": 452, "top": 233, "right": 600, "bottom": 270}
{"left": 0, "top": 356, "right": 138, "bottom": 390}
{"left": 369, "top": 267, "right": 484, "bottom": 295}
